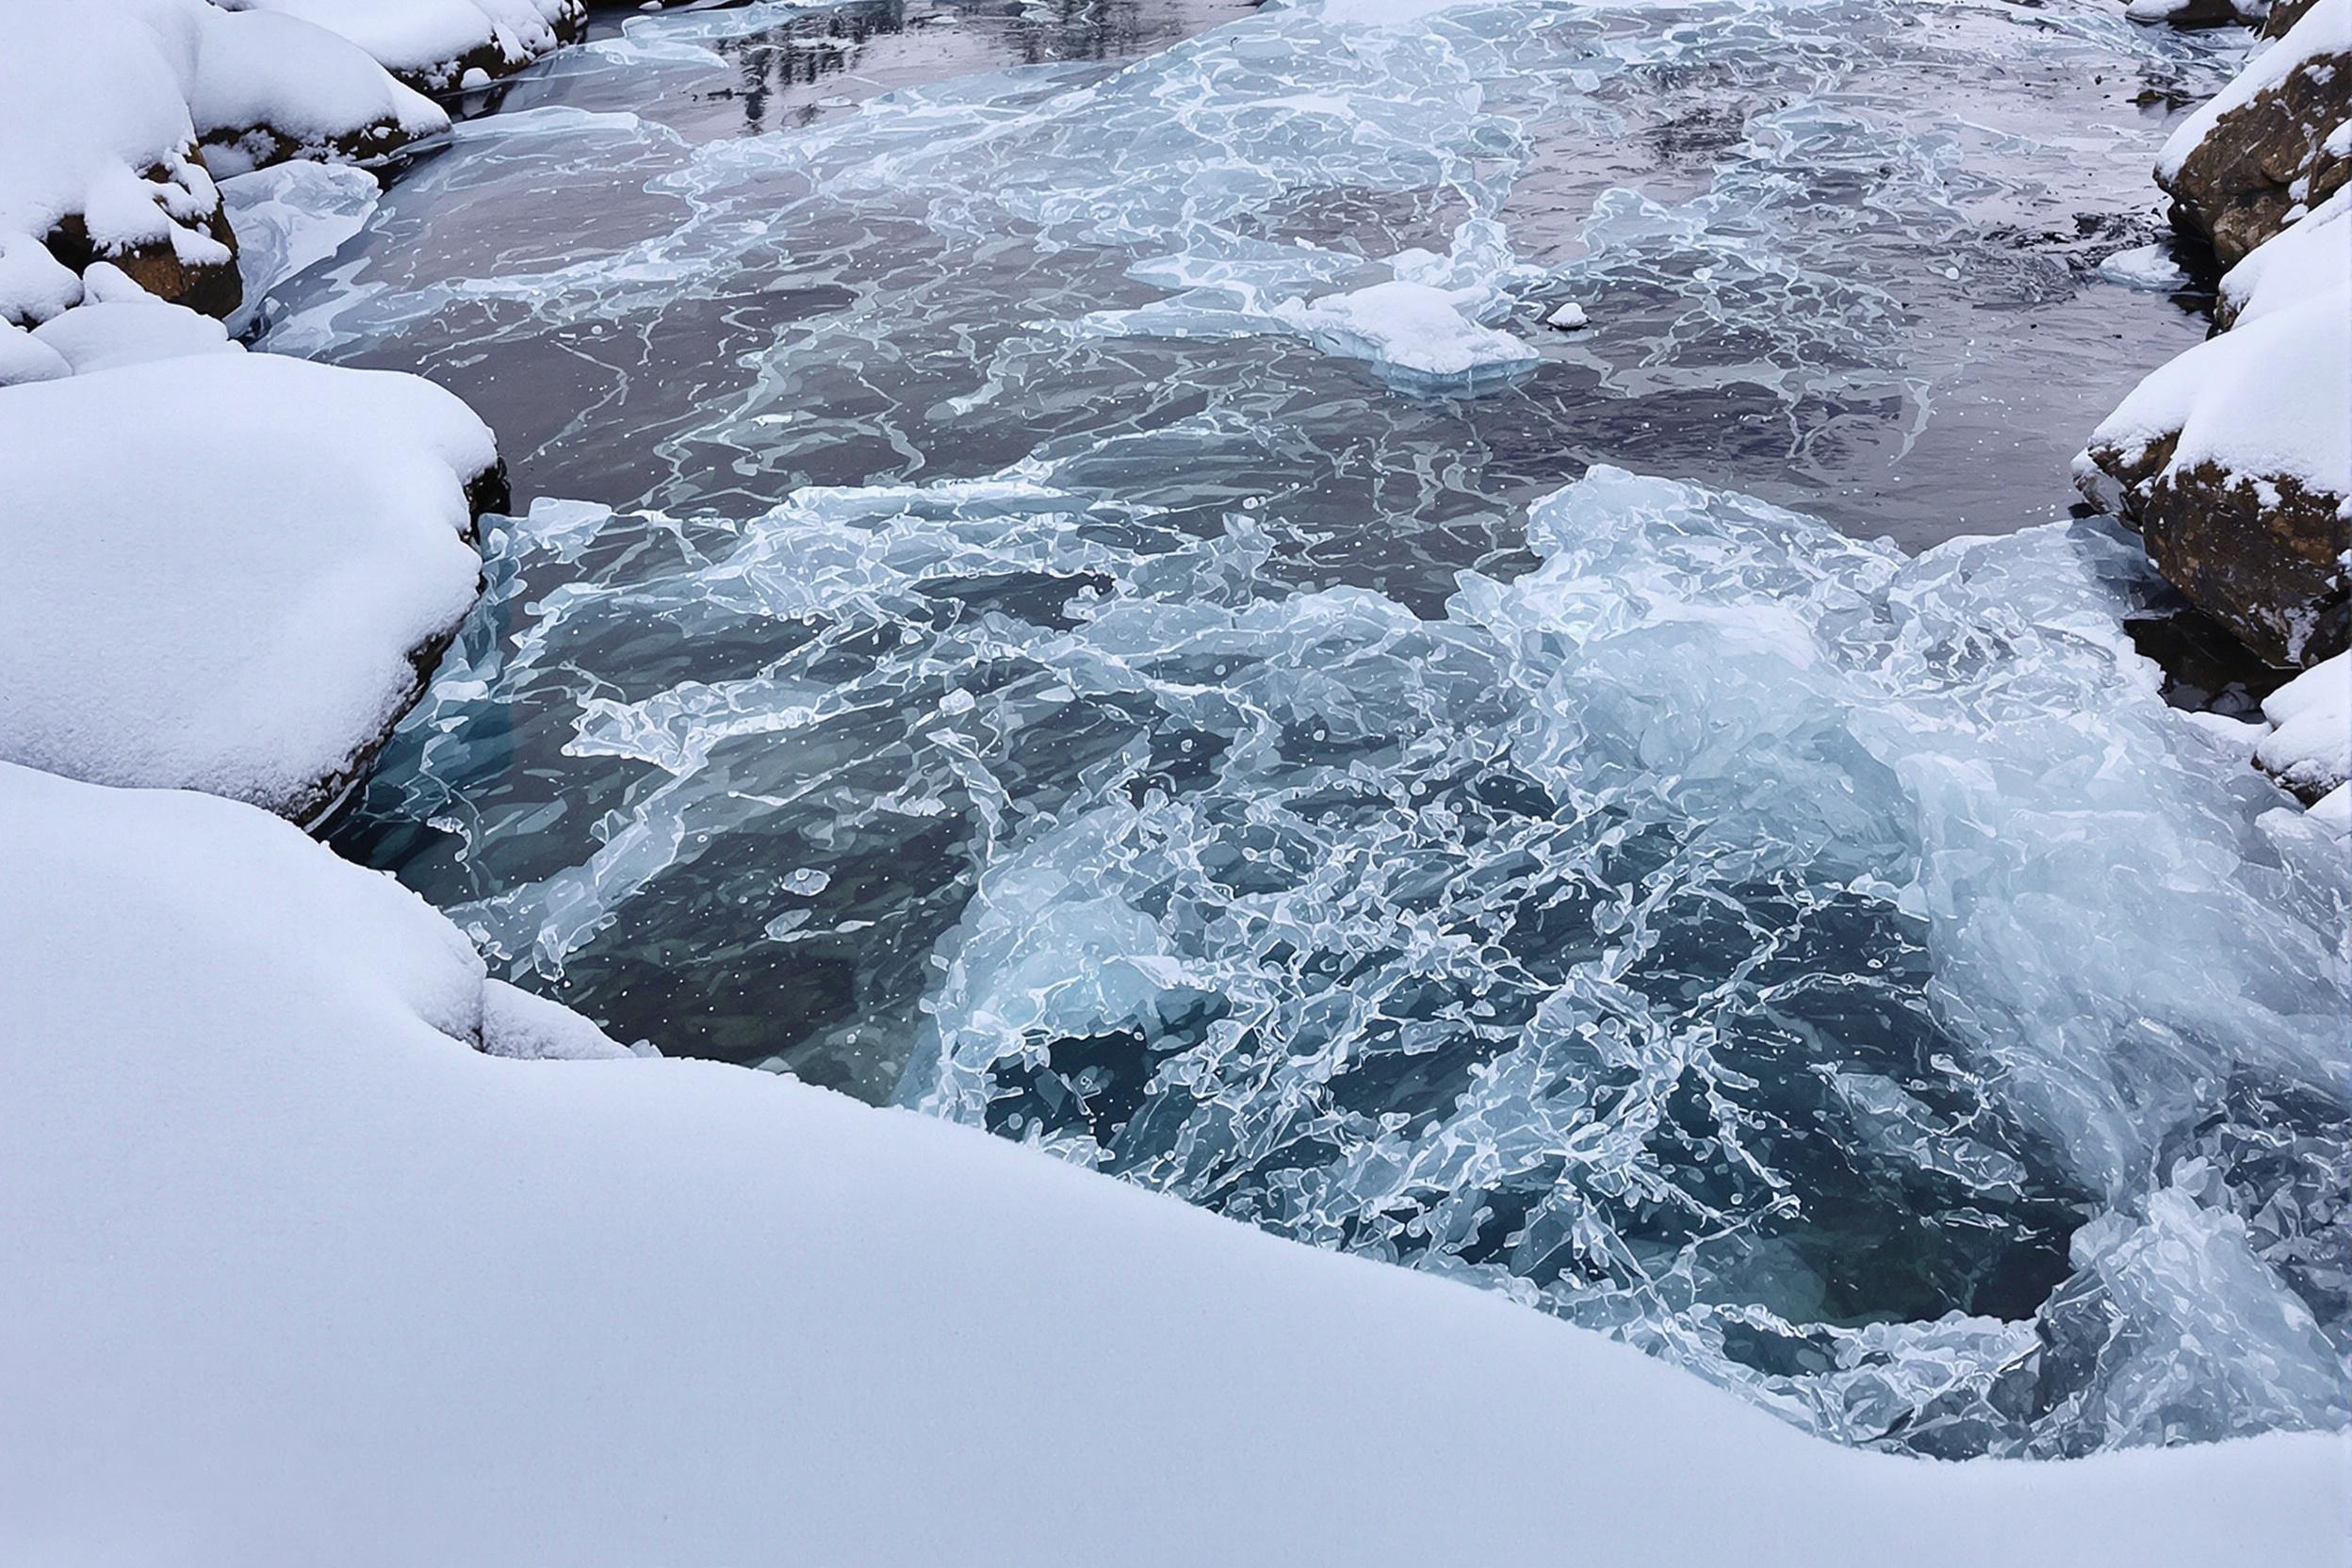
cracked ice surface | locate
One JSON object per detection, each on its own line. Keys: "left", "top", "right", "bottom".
{"left": 260, "top": 0, "right": 2245, "bottom": 551}
{"left": 296, "top": 0, "right": 2349, "bottom": 1460}
{"left": 890, "top": 465, "right": 2352, "bottom": 1457}
{"left": 344, "top": 442, "right": 2351, "bottom": 1458}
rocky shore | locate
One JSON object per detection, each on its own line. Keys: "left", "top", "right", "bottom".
{"left": 2082, "top": 0, "right": 2350, "bottom": 815}
{"left": 0, "top": 0, "right": 617, "bottom": 1050}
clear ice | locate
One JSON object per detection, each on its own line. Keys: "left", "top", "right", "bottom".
{"left": 276, "top": 0, "right": 2345, "bottom": 1459}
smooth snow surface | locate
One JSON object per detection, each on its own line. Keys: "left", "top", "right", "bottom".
{"left": 3, "top": 759, "right": 2347, "bottom": 1568}
{"left": 29, "top": 291, "right": 237, "bottom": 374}
{"left": 0, "top": 352, "right": 494, "bottom": 817}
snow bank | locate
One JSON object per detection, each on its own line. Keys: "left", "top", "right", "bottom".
{"left": 27, "top": 263, "right": 238, "bottom": 374}
{"left": 215, "top": 0, "right": 586, "bottom": 91}
{"left": 0, "top": 0, "right": 441, "bottom": 323}
{"left": 0, "top": 351, "right": 497, "bottom": 821}
{"left": 1, "top": 757, "right": 2345, "bottom": 1568}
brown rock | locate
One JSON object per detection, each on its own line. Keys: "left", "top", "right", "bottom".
{"left": 2159, "top": 27, "right": 2351, "bottom": 266}
{"left": 2262, "top": 0, "right": 2326, "bottom": 38}
{"left": 2087, "top": 431, "right": 2350, "bottom": 666}
{"left": 38, "top": 152, "right": 243, "bottom": 321}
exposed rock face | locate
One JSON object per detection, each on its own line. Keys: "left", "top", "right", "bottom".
{"left": 2263, "top": 0, "right": 2327, "bottom": 37}
{"left": 2126, "top": 0, "right": 2261, "bottom": 30}
{"left": 2156, "top": 0, "right": 2352, "bottom": 266}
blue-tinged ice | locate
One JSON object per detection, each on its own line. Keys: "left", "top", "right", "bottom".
{"left": 890, "top": 466, "right": 2350, "bottom": 1455}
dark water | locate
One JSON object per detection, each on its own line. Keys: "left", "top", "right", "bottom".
{"left": 254, "top": 0, "right": 2348, "bottom": 1459}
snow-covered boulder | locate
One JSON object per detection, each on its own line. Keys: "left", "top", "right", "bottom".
{"left": 2, "top": 756, "right": 2347, "bottom": 1568}
{"left": 2157, "top": 0, "right": 2352, "bottom": 266}
{"left": 2256, "top": 650, "right": 2352, "bottom": 798}
{"left": 2215, "top": 185, "right": 2349, "bottom": 326}
{"left": 0, "top": 0, "right": 444, "bottom": 323}
{"left": 214, "top": 0, "right": 588, "bottom": 93}
{"left": 2082, "top": 228, "right": 2348, "bottom": 666}
{"left": 0, "top": 321, "right": 72, "bottom": 385}
{"left": 24, "top": 260, "right": 238, "bottom": 375}
{"left": 0, "top": 351, "right": 500, "bottom": 822}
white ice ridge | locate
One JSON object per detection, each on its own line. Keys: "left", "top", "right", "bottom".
{"left": 3, "top": 757, "right": 2347, "bottom": 1567}
{"left": 0, "top": 352, "right": 495, "bottom": 821}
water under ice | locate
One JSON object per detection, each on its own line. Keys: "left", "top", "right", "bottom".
{"left": 280, "top": 0, "right": 2348, "bottom": 1460}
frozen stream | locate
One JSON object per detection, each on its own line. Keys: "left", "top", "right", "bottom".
{"left": 262, "top": 0, "right": 2345, "bottom": 1458}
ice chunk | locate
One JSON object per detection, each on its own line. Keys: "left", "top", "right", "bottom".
{"left": 220, "top": 160, "right": 382, "bottom": 334}
{"left": 2096, "top": 243, "right": 2190, "bottom": 290}
{"left": 1273, "top": 278, "right": 1539, "bottom": 390}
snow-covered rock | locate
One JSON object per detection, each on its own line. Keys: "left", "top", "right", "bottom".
{"left": 2157, "top": 0, "right": 2352, "bottom": 266}
{"left": 2082, "top": 231, "right": 2348, "bottom": 665}
{"left": 2, "top": 756, "right": 2346, "bottom": 1568}
{"left": 2216, "top": 185, "right": 2349, "bottom": 326}
{"left": 0, "top": 351, "right": 499, "bottom": 822}
{"left": 2257, "top": 649, "right": 2352, "bottom": 798}
{"left": 0, "top": 0, "right": 443, "bottom": 323}
{"left": 219, "top": 159, "right": 382, "bottom": 334}
{"left": 214, "top": 0, "right": 588, "bottom": 92}
{"left": 26, "top": 262, "right": 238, "bottom": 374}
